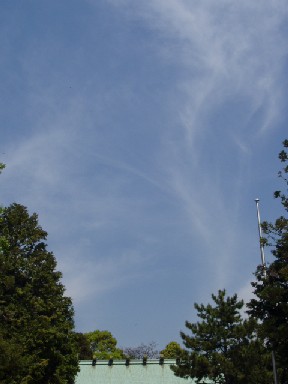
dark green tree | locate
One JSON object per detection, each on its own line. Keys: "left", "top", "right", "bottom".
{"left": 0, "top": 162, "right": 5, "bottom": 174}
{"left": 0, "top": 203, "right": 79, "bottom": 384}
{"left": 86, "top": 330, "right": 124, "bottom": 359}
{"left": 248, "top": 139, "right": 288, "bottom": 384}
{"left": 74, "top": 333, "right": 92, "bottom": 360}
{"left": 172, "top": 290, "right": 271, "bottom": 384}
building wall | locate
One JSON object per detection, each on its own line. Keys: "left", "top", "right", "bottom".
{"left": 75, "top": 360, "right": 196, "bottom": 384}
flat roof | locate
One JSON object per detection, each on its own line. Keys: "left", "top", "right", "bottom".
{"left": 75, "top": 359, "right": 198, "bottom": 384}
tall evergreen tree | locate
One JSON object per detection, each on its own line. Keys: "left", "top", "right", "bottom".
{"left": 172, "top": 290, "right": 271, "bottom": 384}
{"left": 0, "top": 203, "right": 78, "bottom": 384}
{"left": 248, "top": 139, "right": 288, "bottom": 384}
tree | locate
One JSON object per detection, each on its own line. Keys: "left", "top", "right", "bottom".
{"left": 248, "top": 139, "right": 288, "bottom": 383}
{"left": 86, "top": 330, "right": 124, "bottom": 359}
{"left": 160, "top": 341, "right": 184, "bottom": 358}
{"left": 172, "top": 290, "right": 271, "bottom": 384}
{"left": 0, "top": 203, "right": 79, "bottom": 384}
{"left": 74, "top": 333, "right": 92, "bottom": 360}
{"left": 122, "top": 341, "right": 159, "bottom": 359}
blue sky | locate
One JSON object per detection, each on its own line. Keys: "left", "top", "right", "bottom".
{"left": 1, "top": 0, "right": 288, "bottom": 350}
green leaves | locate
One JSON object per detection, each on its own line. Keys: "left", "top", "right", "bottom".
{"left": 247, "top": 139, "right": 288, "bottom": 383}
{"left": 85, "top": 330, "right": 124, "bottom": 360}
{"left": 0, "top": 203, "right": 78, "bottom": 384}
{"left": 161, "top": 341, "right": 184, "bottom": 358}
{"left": 0, "top": 163, "right": 5, "bottom": 174}
{"left": 173, "top": 290, "right": 272, "bottom": 384}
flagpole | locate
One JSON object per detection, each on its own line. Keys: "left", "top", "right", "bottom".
{"left": 254, "top": 199, "right": 277, "bottom": 384}
{"left": 254, "top": 198, "right": 266, "bottom": 274}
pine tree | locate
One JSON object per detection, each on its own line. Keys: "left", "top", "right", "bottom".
{"left": 0, "top": 203, "right": 79, "bottom": 384}
{"left": 248, "top": 139, "right": 288, "bottom": 384}
{"left": 172, "top": 290, "right": 271, "bottom": 384}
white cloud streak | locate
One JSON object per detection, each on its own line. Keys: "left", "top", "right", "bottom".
{"left": 1, "top": 1, "right": 287, "bottom": 340}
{"left": 102, "top": 0, "right": 288, "bottom": 289}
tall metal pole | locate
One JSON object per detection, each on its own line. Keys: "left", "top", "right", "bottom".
{"left": 254, "top": 199, "right": 278, "bottom": 384}
{"left": 255, "top": 198, "right": 266, "bottom": 274}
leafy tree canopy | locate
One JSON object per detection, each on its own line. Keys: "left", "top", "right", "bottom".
{"left": 86, "top": 330, "right": 124, "bottom": 359}
{"left": 172, "top": 290, "right": 271, "bottom": 384}
{"left": 160, "top": 341, "right": 184, "bottom": 358}
{"left": 0, "top": 203, "right": 79, "bottom": 384}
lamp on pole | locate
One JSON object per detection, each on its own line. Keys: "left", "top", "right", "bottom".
{"left": 254, "top": 198, "right": 278, "bottom": 384}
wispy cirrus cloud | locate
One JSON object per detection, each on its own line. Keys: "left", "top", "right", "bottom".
{"left": 146, "top": 0, "right": 287, "bottom": 134}
{"left": 102, "top": 0, "right": 288, "bottom": 290}
{"left": 1, "top": 0, "right": 287, "bottom": 345}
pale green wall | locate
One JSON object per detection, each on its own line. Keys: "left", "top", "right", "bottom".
{"left": 75, "top": 360, "right": 197, "bottom": 384}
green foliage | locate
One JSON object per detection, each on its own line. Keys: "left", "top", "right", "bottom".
{"left": 248, "top": 140, "right": 288, "bottom": 383}
{"left": 0, "top": 163, "right": 5, "bottom": 174}
{"left": 74, "top": 333, "right": 92, "bottom": 360}
{"left": 86, "top": 330, "right": 124, "bottom": 359}
{"left": 161, "top": 341, "right": 184, "bottom": 358}
{"left": 0, "top": 203, "right": 79, "bottom": 384}
{"left": 0, "top": 333, "right": 31, "bottom": 383}
{"left": 172, "top": 290, "right": 271, "bottom": 384}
